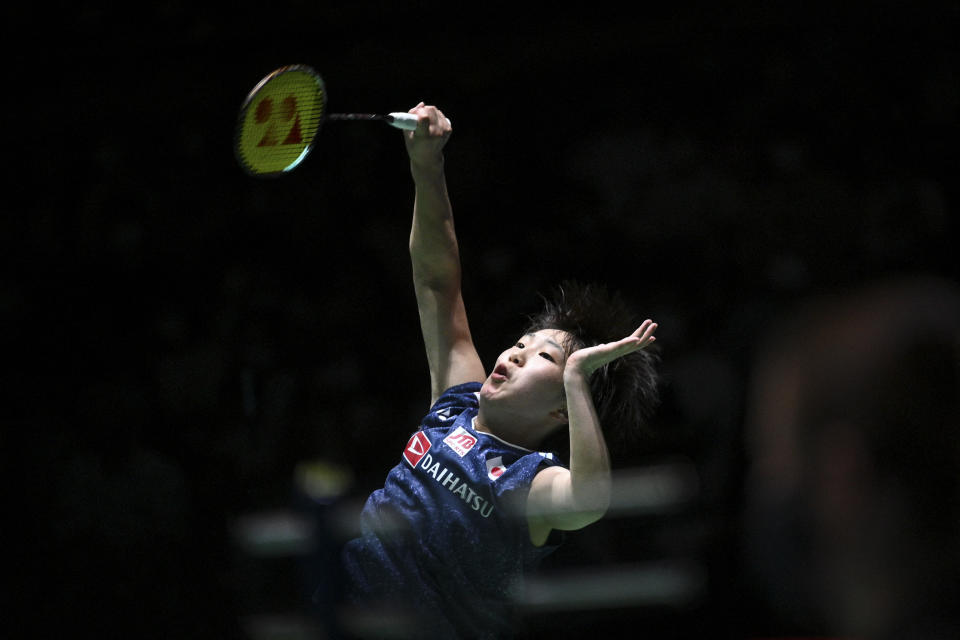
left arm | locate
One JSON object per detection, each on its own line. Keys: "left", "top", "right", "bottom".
{"left": 527, "top": 320, "right": 658, "bottom": 538}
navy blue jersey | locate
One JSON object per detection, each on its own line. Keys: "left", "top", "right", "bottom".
{"left": 341, "top": 382, "right": 564, "bottom": 637}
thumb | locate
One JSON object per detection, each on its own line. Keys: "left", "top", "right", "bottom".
{"left": 408, "top": 102, "right": 427, "bottom": 126}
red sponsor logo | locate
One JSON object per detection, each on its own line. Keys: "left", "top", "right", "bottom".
{"left": 443, "top": 426, "right": 477, "bottom": 457}
{"left": 403, "top": 431, "right": 432, "bottom": 468}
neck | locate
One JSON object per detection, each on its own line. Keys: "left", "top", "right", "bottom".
{"left": 475, "top": 406, "right": 559, "bottom": 451}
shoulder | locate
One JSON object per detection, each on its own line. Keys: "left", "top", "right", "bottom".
{"left": 419, "top": 382, "right": 482, "bottom": 430}
{"left": 429, "top": 381, "right": 482, "bottom": 413}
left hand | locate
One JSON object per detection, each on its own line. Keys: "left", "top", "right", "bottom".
{"left": 565, "top": 319, "right": 658, "bottom": 379}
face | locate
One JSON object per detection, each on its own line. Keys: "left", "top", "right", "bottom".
{"left": 479, "top": 329, "right": 573, "bottom": 425}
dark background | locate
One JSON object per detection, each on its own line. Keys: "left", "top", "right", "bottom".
{"left": 10, "top": 2, "right": 958, "bottom": 638}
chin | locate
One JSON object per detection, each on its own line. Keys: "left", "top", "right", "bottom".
{"left": 478, "top": 380, "right": 495, "bottom": 400}
{"left": 478, "top": 379, "right": 508, "bottom": 404}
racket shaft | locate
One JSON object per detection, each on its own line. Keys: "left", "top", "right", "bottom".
{"left": 327, "top": 113, "right": 383, "bottom": 122}
{"left": 327, "top": 112, "right": 419, "bottom": 131}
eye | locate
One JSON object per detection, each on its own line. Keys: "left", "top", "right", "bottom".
{"left": 539, "top": 352, "right": 556, "bottom": 362}
{"left": 516, "top": 342, "right": 525, "bottom": 349}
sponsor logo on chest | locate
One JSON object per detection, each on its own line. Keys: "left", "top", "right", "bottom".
{"left": 443, "top": 426, "right": 477, "bottom": 457}
{"left": 403, "top": 431, "right": 432, "bottom": 468}
{"left": 402, "top": 427, "right": 495, "bottom": 518}
{"left": 418, "top": 452, "right": 495, "bottom": 518}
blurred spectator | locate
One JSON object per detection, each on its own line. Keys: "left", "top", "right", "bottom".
{"left": 741, "top": 274, "right": 960, "bottom": 639}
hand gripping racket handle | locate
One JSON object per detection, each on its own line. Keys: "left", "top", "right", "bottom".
{"left": 386, "top": 112, "right": 420, "bottom": 130}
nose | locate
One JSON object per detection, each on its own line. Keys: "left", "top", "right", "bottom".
{"left": 510, "top": 349, "right": 525, "bottom": 366}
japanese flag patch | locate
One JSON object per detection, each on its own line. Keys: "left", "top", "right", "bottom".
{"left": 486, "top": 456, "right": 507, "bottom": 481}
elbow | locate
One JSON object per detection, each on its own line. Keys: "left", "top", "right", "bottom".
{"left": 578, "top": 506, "right": 609, "bottom": 527}
{"left": 412, "top": 269, "right": 461, "bottom": 295}
{"left": 583, "top": 494, "right": 611, "bottom": 523}
{"left": 571, "top": 480, "right": 612, "bottom": 525}
{"left": 409, "top": 241, "right": 462, "bottom": 289}
{"left": 557, "top": 502, "right": 608, "bottom": 532}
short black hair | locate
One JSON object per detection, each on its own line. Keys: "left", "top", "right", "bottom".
{"left": 523, "top": 280, "right": 661, "bottom": 449}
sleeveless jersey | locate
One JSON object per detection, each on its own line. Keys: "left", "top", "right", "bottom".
{"left": 341, "top": 382, "right": 564, "bottom": 638}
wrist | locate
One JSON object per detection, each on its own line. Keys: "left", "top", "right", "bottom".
{"left": 563, "top": 365, "right": 591, "bottom": 387}
{"left": 409, "top": 154, "right": 445, "bottom": 178}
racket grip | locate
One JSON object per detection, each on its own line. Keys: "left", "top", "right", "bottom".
{"left": 387, "top": 112, "right": 420, "bottom": 131}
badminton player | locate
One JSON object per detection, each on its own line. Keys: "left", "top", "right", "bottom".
{"left": 335, "top": 103, "right": 661, "bottom": 638}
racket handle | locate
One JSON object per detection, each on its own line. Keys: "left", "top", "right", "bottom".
{"left": 386, "top": 112, "right": 419, "bottom": 131}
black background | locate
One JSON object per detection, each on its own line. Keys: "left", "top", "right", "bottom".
{"left": 10, "top": 2, "right": 958, "bottom": 638}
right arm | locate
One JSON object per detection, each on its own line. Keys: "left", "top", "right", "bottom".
{"left": 405, "top": 103, "right": 485, "bottom": 404}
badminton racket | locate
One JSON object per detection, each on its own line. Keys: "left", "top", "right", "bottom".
{"left": 234, "top": 64, "right": 418, "bottom": 177}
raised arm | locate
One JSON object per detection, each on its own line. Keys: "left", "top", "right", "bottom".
{"left": 405, "top": 103, "right": 485, "bottom": 404}
{"left": 527, "top": 320, "right": 658, "bottom": 543}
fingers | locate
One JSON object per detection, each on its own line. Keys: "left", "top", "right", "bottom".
{"left": 583, "top": 320, "right": 658, "bottom": 363}
{"left": 408, "top": 103, "right": 451, "bottom": 138}
{"left": 618, "top": 322, "right": 657, "bottom": 356}
{"left": 630, "top": 319, "right": 658, "bottom": 345}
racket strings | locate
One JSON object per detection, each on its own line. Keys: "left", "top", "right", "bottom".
{"left": 235, "top": 65, "right": 407, "bottom": 176}
{"left": 235, "top": 66, "right": 327, "bottom": 176}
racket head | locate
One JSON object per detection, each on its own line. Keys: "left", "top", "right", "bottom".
{"left": 234, "top": 65, "right": 327, "bottom": 177}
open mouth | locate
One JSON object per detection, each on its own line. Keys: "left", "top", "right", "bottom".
{"left": 492, "top": 363, "right": 509, "bottom": 382}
